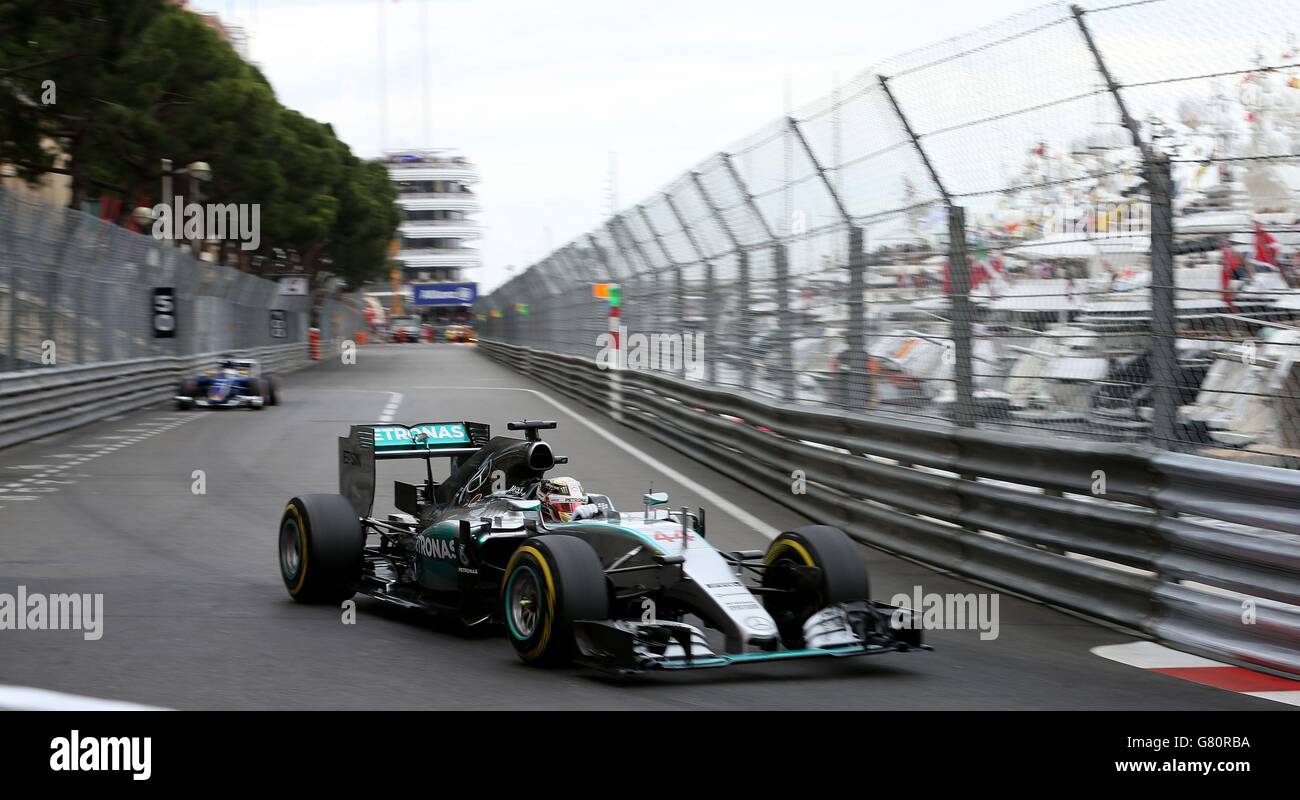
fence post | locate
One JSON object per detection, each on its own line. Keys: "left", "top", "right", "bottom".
{"left": 1072, "top": 3, "right": 1176, "bottom": 449}
{"left": 558, "top": 245, "right": 596, "bottom": 356}
{"left": 545, "top": 258, "right": 569, "bottom": 353}
{"left": 846, "top": 226, "right": 869, "bottom": 407}
{"left": 664, "top": 191, "right": 718, "bottom": 384}
{"left": 46, "top": 212, "right": 85, "bottom": 366}
{"left": 587, "top": 233, "right": 616, "bottom": 360}
{"left": 786, "top": 115, "right": 867, "bottom": 408}
{"left": 691, "top": 168, "right": 752, "bottom": 393}
{"left": 1, "top": 191, "right": 18, "bottom": 369}
{"left": 633, "top": 219, "right": 662, "bottom": 336}
{"left": 878, "top": 75, "right": 976, "bottom": 427}
{"left": 602, "top": 221, "right": 635, "bottom": 352}
{"left": 720, "top": 152, "right": 793, "bottom": 400}
{"left": 611, "top": 215, "right": 656, "bottom": 341}
{"left": 531, "top": 259, "right": 548, "bottom": 352}
{"left": 76, "top": 222, "right": 105, "bottom": 364}
{"left": 946, "top": 207, "right": 978, "bottom": 428}
{"left": 607, "top": 283, "right": 622, "bottom": 421}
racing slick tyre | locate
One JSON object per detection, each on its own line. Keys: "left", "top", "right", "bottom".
{"left": 279, "top": 494, "right": 363, "bottom": 604}
{"left": 176, "top": 378, "right": 198, "bottom": 410}
{"left": 760, "top": 525, "right": 869, "bottom": 649}
{"left": 265, "top": 374, "right": 280, "bottom": 406}
{"left": 249, "top": 378, "right": 266, "bottom": 410}
{"left": 502, "top": 535, "right": 608, "bottom": 666}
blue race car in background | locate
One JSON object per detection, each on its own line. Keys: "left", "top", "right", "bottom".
{"left": 176, "top": 357, "right": 280, "bottom": 410}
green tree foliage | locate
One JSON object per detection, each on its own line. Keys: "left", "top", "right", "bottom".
{"left": 0, "top": 0, "right": 397, "bottom": 287}
{"left": 331, "top": 158, "right": 403, "bottom": 288}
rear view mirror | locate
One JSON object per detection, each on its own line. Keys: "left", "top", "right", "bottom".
{"left": 642, "top": 492, "right": 669, "bottom": 506}
{"left": 506, "top": 498, "right": 541, "bottom": 513}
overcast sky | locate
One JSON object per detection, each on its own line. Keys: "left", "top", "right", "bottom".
{"left": 192, "top": 0, "right": 1050, "bottom": 290}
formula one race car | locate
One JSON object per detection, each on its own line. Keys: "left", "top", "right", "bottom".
{"left": 176, "top": 357, "right": 280, "bottom": 410}
{"left": 276, "top": 419, "right": 926, "bottom": 673}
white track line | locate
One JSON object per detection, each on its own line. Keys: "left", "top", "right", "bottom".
{"left": 0, "top": 685, "right": 167, "bottom": 711}
{"left": 411, "top": 385, "right": 781, "bottom": 539}
{"left": 0, "top": 415, "right": 203, "bottom": 512}
{"left": 378, "top": 392, "right": 403, "bottom": 423}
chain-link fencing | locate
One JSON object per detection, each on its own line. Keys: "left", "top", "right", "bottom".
{"left": 481, "top": 0, "right": 1300, "bottom": 468}
{"left": 0, "top": 185, "right": 367, "bottom": 374}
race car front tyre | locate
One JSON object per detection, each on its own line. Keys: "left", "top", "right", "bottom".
{"left": 760, "top": 525, "right": 869, "bottom": 649}
{"left": 279, "top": 494, "right": 363, "bottom": 604}
{"left": 247, "top": 378, "right": 266, "bottom": 410}
{"left": 265, "top": 374, "right": 280, "bottom": 406}
{"left": 502, "top": 535, "right": 608, "bottom": 666}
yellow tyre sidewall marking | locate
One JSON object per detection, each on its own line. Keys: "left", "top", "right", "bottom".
{"left": 505, "top": 545, "right": 556, "bottom": 660}
{"left": 285, "top": 503, "right": 309, "bottom": 594}
{"left": 764, "top": 537, "right": 814, "bottom": 567}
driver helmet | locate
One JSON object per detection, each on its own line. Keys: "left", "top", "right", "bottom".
{"left": 539, "top": 477, "right": 586, "bottom": 522}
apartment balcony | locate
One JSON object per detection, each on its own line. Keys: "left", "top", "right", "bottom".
{"left": 386, "top": 163, "right": 479, "bottom": 183}
{"left": 398, "top": 220, "right": 482, "bottom": 240}
{"left": 396, "top": 249, "right": 483, "bottom": 268}
{"left": 396, "top": 194, "right": 481, "bottom": 213}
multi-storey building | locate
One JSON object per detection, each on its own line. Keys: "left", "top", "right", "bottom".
{"left": 387, "top": 150, "right": 481, "bottom": 283}
{"left": 384, "top": 150, "right": 481, "bottom": 324}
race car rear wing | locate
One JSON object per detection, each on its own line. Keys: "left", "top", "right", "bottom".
{"left": 339, "top": 421, "right": 491, "bottom": 517}
{"left": 370, "top": 422, "right": 488, "bottom": 459}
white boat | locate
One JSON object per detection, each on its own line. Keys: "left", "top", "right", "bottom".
{"left": 1180, "top": 327, "right": 1300, "bottom": 450}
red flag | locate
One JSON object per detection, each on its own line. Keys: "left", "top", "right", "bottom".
{"left": 942, "top": 261, "right": 991, "bottom": 293}
{"left": 1255, "top": 222, "right": 1279, "bottom": 265}
{"left": 1221, "top": 245, "right": 1242, "bottom": 312}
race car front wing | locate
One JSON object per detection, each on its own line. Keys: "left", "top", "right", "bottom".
{"left": 176, "top": 394, "right": 264, "bottom": 409}
{"left": 572, "top": 600, "right": 928, "bottom": 673}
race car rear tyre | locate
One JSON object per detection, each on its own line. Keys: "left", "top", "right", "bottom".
{"left": 502, "top": 535, "right": 608, "bottom": 666}
{"left": 279, "top": 494, "right": 363, "bottom": 604}
{"left": 760, "top": 525, "right": 869, "bottom": 649}
{"left": 176, "top": 379, "right": 198, "bottom": 410}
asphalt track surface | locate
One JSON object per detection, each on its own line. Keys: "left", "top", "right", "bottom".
{"left": 0, "top": 344, "right": 1279, "bottom": 709}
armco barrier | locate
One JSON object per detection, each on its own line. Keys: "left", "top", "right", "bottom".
{"left": 0, "top": 342, "right": 315, "bottom": 451}
{"left": 478, "top": 338, "right": 1300, "bottom": 678}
